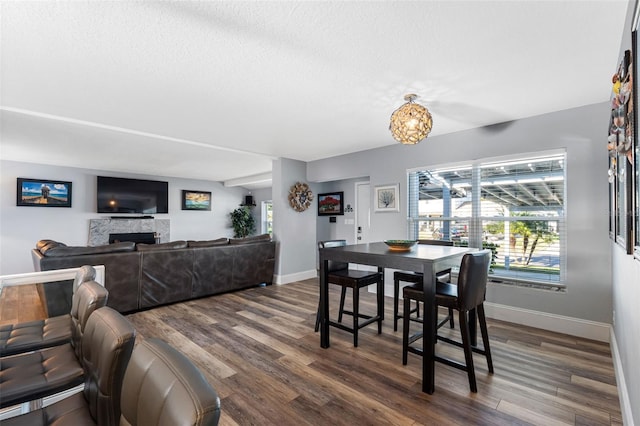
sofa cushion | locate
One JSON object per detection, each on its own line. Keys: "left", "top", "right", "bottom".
{"left": 136, "top": 241, "right": 188, "bottom": 251}
{"left": 229, "top": 234, "right": 271, "bottom": 245}
{"left": 37, "top": 240, "right": 67, "bottom": 255}
{"left": 36, "top": 239, "right": 64, "bottom": 251}
{"left": 187, "top": 238, "right": 229, "bottom": 248}
{"left": 42, "top": 242, "right": 136, "bottom": 257}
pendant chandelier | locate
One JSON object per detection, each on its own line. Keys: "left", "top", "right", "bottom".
{"left": 389, "top": 94, "right": 433, "bottom": 145}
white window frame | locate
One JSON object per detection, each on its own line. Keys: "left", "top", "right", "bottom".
{"left": 407, "top": 149, "right": 566, "bottom": 289}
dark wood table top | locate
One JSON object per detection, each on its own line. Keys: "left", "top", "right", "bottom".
{"left": 319, "top": 242, "right": 469, "bottom": 272}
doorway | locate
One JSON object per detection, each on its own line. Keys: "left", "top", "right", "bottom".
{"left": 355, "top": 181, "right": 376, "bottom": 274}
{"left": 355, "top": 181, "right": 370, "bottom": 244}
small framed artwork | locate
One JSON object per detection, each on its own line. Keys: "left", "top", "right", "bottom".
{"left": 181, "top": 190, "right": 212, "bottom": 211}
{"left": 374, "top": 184, "right": 400, "bottom": 212}
{"left": 17, "top": 178, "right": 72, "bottom": 207}
{"left": 317, "top": 192, "right": 344, "bottom": 216}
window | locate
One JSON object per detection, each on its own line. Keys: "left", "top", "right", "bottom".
{"left": 408, "top": 152, "right": 566, "bottom": 288}
{"left": 261, "top": 200, "right": 273, "bottom": 236}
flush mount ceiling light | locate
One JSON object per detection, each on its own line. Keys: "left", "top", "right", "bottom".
{"left": 389, "top": 94, "right": 433, "bottom": 145}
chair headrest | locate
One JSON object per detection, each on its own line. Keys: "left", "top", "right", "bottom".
{"left": 70, "top": 281, "right": 109, "bottom": 359}
{"left": 120, "top": 338, "right": 221, "bottom": 426}
{"left": 81, "top": 307, "right": 136, "bottom": 425}
{"left": 73, "top": 265, "right": 97, "bottom": 293}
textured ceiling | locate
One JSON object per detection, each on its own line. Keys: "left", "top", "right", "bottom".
{"left": 0, "top": 1, "right": 630, "bottom": 188}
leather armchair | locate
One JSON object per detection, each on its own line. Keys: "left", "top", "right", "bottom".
{"left": 0, "top": 266, "right": 98, "bottom": 357}
{"left": 120, "top": 338, "right": 221, "bottom": 425}
{"left": 3, "top": 337, "right": 219, "bottom": 426}
{"left": 0, "top": 281, "right": 111, "bottom": 408}
{"left": 1, "top": 306, "right": 136, "bottom": 425}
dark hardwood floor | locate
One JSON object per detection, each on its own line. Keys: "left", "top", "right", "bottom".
{"left": 0, "top": 280, "right": 622, "bottom": 425}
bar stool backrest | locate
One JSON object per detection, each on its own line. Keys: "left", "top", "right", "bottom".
{"left": 318, "top": 240, "right": 349, "bottom": 272}
{"left": 457, "top": 250, "right": 491, "bottom": 311}
{"left": 417, "top": 239, "right": 454, "bottom": 246}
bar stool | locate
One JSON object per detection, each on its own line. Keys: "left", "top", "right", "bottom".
{"left": 393, "top": 239, "right": 454, "bottom": 332}
{"left": 314, "top": 240, "right": 383, "bottom": 347}
{"left": 402, "top": 250, "right": 494, "bottom": 393}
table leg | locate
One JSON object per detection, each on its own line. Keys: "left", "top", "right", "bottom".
{"left": 378, "top": 267, "right": 384, "bottom": 322}
{"left": 422, "top": 266, "right": 435, "bottom": 394}
{"left": 320, "top": 259, "right": 330, "bottom": 348}
{"left": 377, "top": 267, "right": 384, "bottom": 333}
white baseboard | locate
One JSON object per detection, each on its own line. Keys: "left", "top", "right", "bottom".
{"left": 274, "top": 269, "right": 317, "bottom": 285}
{"left": 484, "top": 302, "right": 611, "bottom": 343}
{"left": 610, "top": 329, "right": 635, "bottom": 426}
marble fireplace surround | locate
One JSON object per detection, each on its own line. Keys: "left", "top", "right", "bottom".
{"left": 88, "top": 218, "right": 170, "bottom": 246}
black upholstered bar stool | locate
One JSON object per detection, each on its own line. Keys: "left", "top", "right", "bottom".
{"left": 393, "top": 239, "right": 454, "bottom": 332}
{"left": 402, "top": 249, "right": 494, "bottom": 393}
{"left": 314, "top": 240, "right": 383, "bottom": 347}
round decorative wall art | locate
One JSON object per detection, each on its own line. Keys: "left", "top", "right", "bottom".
{"left": 288, "top": 182, "right": 313, "bottom": 212}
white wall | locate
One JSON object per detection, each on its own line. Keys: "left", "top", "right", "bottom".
{"left": 307, "top": 103, "right": 612, "bottom": 324}
{"left": 0, "top": 160, "right": 247, "bottom": 274}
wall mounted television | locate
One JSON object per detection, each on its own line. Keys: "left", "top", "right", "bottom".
{"left": 97, "top": 176, "right": 168, "bottom": 214}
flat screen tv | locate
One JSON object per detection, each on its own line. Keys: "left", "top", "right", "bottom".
{"left": 97, "top": 176, "right": 168, "bottom": 214}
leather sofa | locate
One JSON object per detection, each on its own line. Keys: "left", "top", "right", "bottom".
{"left": 31, "top": 234, "right": 276, "bottom": 314}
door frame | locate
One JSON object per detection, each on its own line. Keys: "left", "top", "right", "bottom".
{"left": 354, "top": 181, "right": 371, "bottom": 244}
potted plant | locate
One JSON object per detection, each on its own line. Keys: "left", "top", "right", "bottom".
{"left": 230, "top": 206, "right": 255, "bottom": 238}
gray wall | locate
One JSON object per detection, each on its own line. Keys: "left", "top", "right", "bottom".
{"left": 610, "top": 0, "right": 640, "bottom": 423}
{"left": 272, "top": 158, "right": 322, "bottom": 280}
{"left": 612, "top": 247, "right": 639, "bottom": 424}
{"left": 307, "top": 103, "right": 612, "bottom": 324}
{"left": 316, "top": 177, "right": 365, "bottom": 244}
{"left": 0, "top": 159, "right": 247, "bottom": 274}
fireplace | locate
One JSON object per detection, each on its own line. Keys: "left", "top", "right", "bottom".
{"left": 109, "top": 232, "right": 157, "bottom": 245}
{"left": 88, "top": 218, "right": 169, "bottom": 246}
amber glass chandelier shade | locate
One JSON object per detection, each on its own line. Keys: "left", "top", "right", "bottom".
{"left": 389, "top": 94, "right": 433, "bottom": 145}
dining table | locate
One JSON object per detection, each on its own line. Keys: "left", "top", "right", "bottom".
{"left": 318, "top": 241, "right": 472, "bottom": 394}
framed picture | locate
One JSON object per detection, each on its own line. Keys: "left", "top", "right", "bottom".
{"left": 181, "top": 190, "right": 211, "bottom": 211}
{"left": 317, "top": 192, "right": 344, "bottom": 216}
{"left": 16, "top": 178, "right": 72, "bottom": 207}
{"left": 375, "top": 184, "right": 400, "bottom": 212}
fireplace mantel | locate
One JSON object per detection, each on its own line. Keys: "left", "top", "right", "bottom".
{"left": 88, "top": 218, "right": 170, "bottom": 246}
